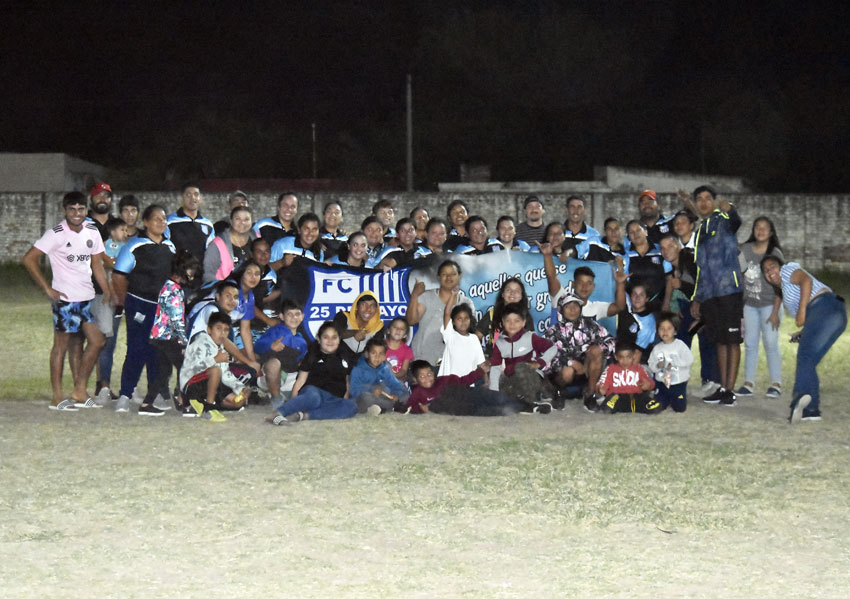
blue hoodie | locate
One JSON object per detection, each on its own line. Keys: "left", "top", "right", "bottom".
{"left": 350, "top": 354, "right": 407, "bottom": 399}
{"left": 692, "top": 206, "right": 743, "bottom": 302}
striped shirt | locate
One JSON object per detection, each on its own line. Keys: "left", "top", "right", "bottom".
{"left": 779, "top": 262, "right": 831, "bottom": 317}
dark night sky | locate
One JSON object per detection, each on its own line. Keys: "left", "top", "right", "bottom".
{"left": 2, "top": 1, "right": 850, "bottom": 191}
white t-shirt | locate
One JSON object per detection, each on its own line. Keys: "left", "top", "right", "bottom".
{"left": 33, "top": 220, "right": 105, "bottom": 302}
{"left": 438, "top": 323, "right": 486, "bottom": 378}
{"left": 551, "top": 286, "right": 611, "bottom": 320}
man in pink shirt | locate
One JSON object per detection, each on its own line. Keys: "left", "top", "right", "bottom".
{"left": 22, "top": 192, "right": 110, "bottom": 411}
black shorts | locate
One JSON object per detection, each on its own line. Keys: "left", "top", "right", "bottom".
{"left": 701, "top": 293, "right": 743, "bottom": 344}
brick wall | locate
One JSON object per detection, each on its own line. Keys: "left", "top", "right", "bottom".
{"left": 3, "top": 191, "right": 849, "bottom": 271}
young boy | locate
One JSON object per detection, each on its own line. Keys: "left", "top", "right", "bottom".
{"left": 647, "top": 313, "right": 694, "bottom": 412}
{"left": 597, "top": 341, "right": 661, "bottom": 414}
{"left": 253, "top": 299, "right": 309, "bottom": 406}
{"left": 179, "top": 311, "right": 248, "bottom": 421}
{"left": 490, "top": 302, "right": 557, "bottom": 407}
{"left": 350, "top": 337, "right": 408, "bottom": 414}
{"left": 404, "top": 360, "right": 532, "bottom": 416}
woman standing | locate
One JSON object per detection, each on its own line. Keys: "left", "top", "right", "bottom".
{"left": 112, "top": 204, "right": 176, "bottom": 414}
{"left": 319, "top": 201, "right": 347, "bottom": 259}
{"left": 407, "top": 260, "right": 474, "bottom": 366}
{"left": 761, "top": 256, "right": 846, "bottom": 423}
{"left": 737, "top": 217, "right": 784, "bottom": 398}
{"left": 203, "top": 205, "right": 253, "bottom": 285}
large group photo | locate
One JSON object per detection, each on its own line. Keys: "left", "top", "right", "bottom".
{"left": 3, "top": 3, "right": 850, "bottom": 598}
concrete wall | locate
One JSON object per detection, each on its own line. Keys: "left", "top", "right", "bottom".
{"left": 3, "top": 190, "right": 849, "bottom": 272}
{"left": 594, "top": 165, "right": 748, "bottom": 193}
{"left": 0, "top": 153, "right": 109, "bottom": 192}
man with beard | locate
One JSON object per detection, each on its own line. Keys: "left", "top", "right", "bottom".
{"left": 637, "top": 189, "right": 675, "bottom": 245}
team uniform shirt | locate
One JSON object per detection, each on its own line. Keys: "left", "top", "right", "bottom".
{"left": 113, "top": 232, "right": 177, "bottom": 302}
{"left": 443, "top": 230, "right": 467, "bottom": 252}
{"left": 648, "top": 339, "right": 694, "bottom": 386}
{"left": 575, "top": 237, "right": 628, "bottom": 267}
{"left": 646, "top": 214, "right": 675, "bottom": 246}
{"left": 252, "top": 265, "right": 278, "bottom": 325}
{"left": 165, "top": 208, "right": 215, "bottom": 261}
{"left": 34, "top": 220, "right": 105, "bottom": 302}
{"left": 270, "top": 236, "right": 324, "bottom": 264}
{"left": 506, "top": 238, "right": 533, "bottom": 252}
{"left": 560, "top": 222, "right": 602, "bottom": 256}
{"left": 253, "top": 216, "right": 296, "bottom": 247}
{"left": 149, "top": 279, "right": 188, "bottom": 344}
{"left": 320, "top": 227, "right": 348, "bottom": 258}
{"left": 779, "top": 262, "right": 833, "bottom": 317}
{"left": 617, "top": 309, "right": 657, "bottom": 353}
{"left": 382, "top": 227, "right": 397, "bottom": 245}
{"left": 626, "top": 243, "right": 673, "bottom": 305}
{"left": 299, "top": 343, "right": 356, "bottom": 398}
{"left": 454, "top": 239, "right": 505, "bottom": 255}
{"left": 598, "top": 363, "right": 655, "bottom": 394}
{"left": 375, "top": 245, "right": 418, "bottom": 268}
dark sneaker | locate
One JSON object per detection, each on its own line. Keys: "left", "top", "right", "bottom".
{"left": 801, "top": 409, "right": 822, "bottom": 422}
{"left": 138, "top": 403, "right": 165, "bottom": 417}
{"left": 765, "top": 385, "right": 782, "bottom": 399}
{"left": 735, "top": 385, "right": 754, "bottom": 397}
{"left": 721, "top": 389, "right": 737, "bottom": 407}
{"left": 583, "top": 395, "right": 600, "bottom": 413}
{"left": 181, "top": 405, "right": 198, "bottom": 418}
{"left": 789, "top": 394, "right": 811, "bottom": 424}
{"left": 533, "top": 402, "right": 552, "bottom": 415}
{"left": 702, "top": 387, "right": 726, "bottom": 404}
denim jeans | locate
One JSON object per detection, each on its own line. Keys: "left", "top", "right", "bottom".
{"left": 97, "top": 313, "right": 123, "bottom": 385}
{"left": 278, "top": 385, "right": 357, "bottom": 420}
{"left": 119, "top": 294, "right": 160, "bottom": 398}
{"left": 743, "top": 304, "right": 782, "bottom": 385}
{"left": 794, "top": 294, "right": 847, "bottom": 411}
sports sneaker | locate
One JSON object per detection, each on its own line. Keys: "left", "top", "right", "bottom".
{"left": 366, "top": 404, "right": 382, "bottom": 417}
{"left": 131, "top": 388, "right": 144, "bottom": 405}
{"left": 583, "top": 395, "right": 600, "bottom": 413}
{"left": 702, "top": 387, "right": 726, "bottom": 404}
{"left": 721, "top": 389, "right": 737, "bottom": 407}
{"left": 533, "top": 402, "right": 553, "bottom": 414}
{"left": 789, "top": 394, "right": 811, "bottom": 424}
{"left": 138, "top": 403, "right": 165, "bottom": 417}
{"left": 115, "top": 395, "right": 131, "bottom": 413}
{"left": 152, "top": 394, "right": 172, "bottom": 411}
{"left": 765, "top": 385, "right": 782, "bottom": 399}
{"left": 735, "top": 384, "right": 754, "bottom": 397}
{"left": 698, "top": 380, "right": 720, "bottom": 397}
{"left": 96, "top": 386, "right": 113, "bottom": 406}
{"left": 181, "top": 405, "right": 198, "bottom": 418}
{"left": 204, "top": 409, "right": 227, "bottom": 422}
{"left": 801, "top": 409, "right": 822, "bottom": 422}
{"left": 286, "top": 411, "right": 308, "bottom": 423}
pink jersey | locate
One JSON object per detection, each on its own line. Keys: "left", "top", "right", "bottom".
{"left": 34, "top": 220, "right": 105, "bottom": 302}
{"left": 386, "top": 342, "right": 414, "bottom": 375}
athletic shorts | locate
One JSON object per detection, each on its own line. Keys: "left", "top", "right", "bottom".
{"left": 182, "top": 370, "right": 234, "bottom": 407}
{"left": 90, "top": 293, "right": 115, "bottom": 337}
{"left": 701, "top": 293, "right": 743, "bottom": 344}
{"left": 52, "top": 299, "right": 94, "bottom": 333}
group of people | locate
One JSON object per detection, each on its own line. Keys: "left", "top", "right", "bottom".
{"left": 23, "top": 182, "right": 846, "bottom": 426}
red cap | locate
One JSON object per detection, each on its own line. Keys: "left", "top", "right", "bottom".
{"left": 90, "top": 182, "right": 112, "bottom": 197}
{"left": 638, "top": 189, "right": 656, "bottom": 201}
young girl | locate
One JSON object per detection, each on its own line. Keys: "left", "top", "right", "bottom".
{"left": 647, "top": 312, "right": 694, "bottom": 412}
{"left": 145, "top": 250, "right": 202, "bottom": 415}
{"left": 266, "top": 321, "right": 358, "bottom": 425}
{"left": 438, "top": 291, "right": 487, "bottom": 379}
{"left": 385, "top": 317, "right": 414, "bottom": 383}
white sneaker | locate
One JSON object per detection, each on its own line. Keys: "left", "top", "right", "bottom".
{"left": 257, "top": 373, "right": 269, "bottom": 393}
{"left": 96, "top": 386, "right": 113, "bottom": 406}
{"left": 115, "top": 395, "right": 131, "bottom": 413}
{"left": 131, "top": 388, "right": 144, "bottom": 405}
{"left": 698, "top": 381, "right": 720, "bottom": 397}
{"left": 366, "top": 404, "right": 382, "bottom": 417}
{"left": 152, "top": 394, "right": 172, "bottom": 411}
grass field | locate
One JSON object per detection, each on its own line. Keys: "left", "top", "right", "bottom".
{"left": 2, "top": 266, "right": 849, "bottom": 598}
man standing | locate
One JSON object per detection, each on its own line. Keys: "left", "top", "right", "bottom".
{"left": 562, "top": 195, "right": 601, "bottom": 255}
{"left": 515, "top": 195, "right": 547, "bottom": 246}
{"left": 22, "top": 192, "right": 109, "bottom": 411}
{"left": 166, "top": 183, "right": 215, "bottom": 262}
{"left": 637, "top": 189, "right": 674, "bottom": 245}
{"left": 685, "top": 185, "right": 743, "bottom": 407}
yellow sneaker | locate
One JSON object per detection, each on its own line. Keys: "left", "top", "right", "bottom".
{"left": 207, "top": 409, "right": 227, "bottom": 423}
{"left": 189, "top": 399, "right": 205, "bottom": 416}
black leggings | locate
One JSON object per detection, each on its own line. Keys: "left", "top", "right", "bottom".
{"left": 144, "top": 338, "right": 184, "bottom": 403}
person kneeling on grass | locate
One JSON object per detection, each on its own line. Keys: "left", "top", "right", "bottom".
{"left": 597, "top": 340, "right": 661, "bottom": 415}
{"left": 404, "top": 360, "right": 535, "bottom": 416}
{"left": 179, "top": 311, "right": 249, "bottom": 421}
{"left": 647, "top": 312, "right": 694, "bottom": 412}
{"left": 489, "top": 302, "right": 558, "bottom": 410}
{"left": 350, "top": 337, "right": 408, "bottom": 414}
{"left": 266, "top": 321, "right": 358, "bottom": 426}
{"left": 253, "top": 299, "right": 309, "bottom": 406}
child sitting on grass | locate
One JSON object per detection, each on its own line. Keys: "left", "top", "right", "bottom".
{"left": 597, "top": 340, "right": 661, "bottom": 414}
{"left": 647, "top": 312, "right": 694, "bottom": 412}
{"left": 489, "top": 302, "right": 557, "bottom": 407}
{"left": 404, "top": 359, "right": 534, "bottom": 416}
{"left": 179, "top": 311, "right": 249, "bottom": 422}
{"left": 350, "top": 337, "right": 408, "bottom": 414}
{"left": 253, "top": 299, "right": 309, "bottom": 406}
{"left": 384, "top": 317, "right": 413, "bottom": 384}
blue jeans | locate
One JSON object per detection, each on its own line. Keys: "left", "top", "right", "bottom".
{"left": 743, "top": 304, "right": 782, "bottom": 385}
{"left": 277, "top": 385, "right": 357, "bottom": 420}
{"left": 98, "top": 313, "right": 123, "bottom": 386}
{"left": 794, "top": 294, "right": 847, "bottom": 411}
{"left": 119, "top": 294, "right": 160, "bottom": 398}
